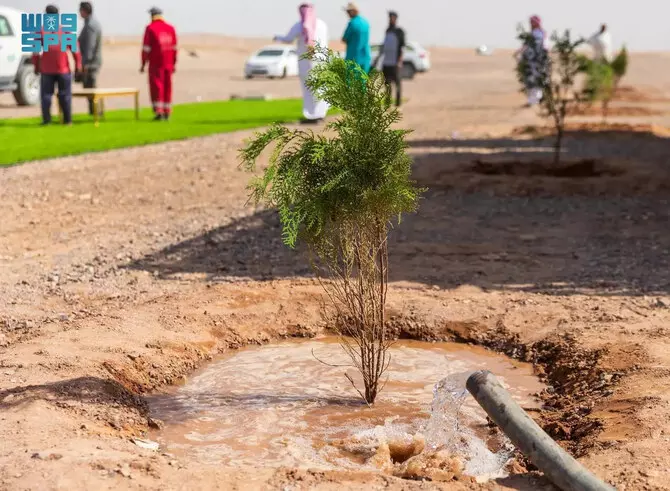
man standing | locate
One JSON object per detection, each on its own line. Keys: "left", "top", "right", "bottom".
{"left": 587, "top": 24, "right": 613, "bottom": 63}
{"left": 273, "top": 3, "right": 330, "bottom": 124}
{"left": 140, "top": 7, "right": 177, "bottom": 121}
{"left": 342, "top": 2, "right": 370, "bottom": 73}
{"left": 32, "top": 4, "right": 82, "bottom": 125}
{"left": 78, "top": 2, "right": 103, "bottom": 116}
{"left": 514, "top": 15, "right": 548, "bottom": 107}
{"left": 374, "top": 10, "right": 405, "bottom": 106}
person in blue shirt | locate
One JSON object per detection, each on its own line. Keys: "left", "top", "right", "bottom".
{"left": 342, "top": 2, "right": 371, "bottom": 73}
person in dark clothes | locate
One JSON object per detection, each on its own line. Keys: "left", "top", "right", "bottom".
{"left": 374, "top": 10, "right": 405, "bottom": 106}
{"left": 78, "top": 2, "right": 103, "bottom": 115}
{"left": 32, "top": 4, "right": 82, "bottom": 125}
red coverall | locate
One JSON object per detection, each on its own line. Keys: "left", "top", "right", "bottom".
{"left": 142, "top": 18, "right": 177, "bottom": 116}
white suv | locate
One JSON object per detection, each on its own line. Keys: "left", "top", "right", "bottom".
{"left": 0, "top": 6, "right": 40, "bottom": 105}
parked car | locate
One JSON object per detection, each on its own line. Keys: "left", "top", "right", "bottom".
{"left": 244, "top": 45, "right": 299, "bottom": 80}
{"left": 370, "top": 41, "right": 431, "bottom": 79}
{"left": 0, "top": 6, "right": 40, "bottom": 106}
{"left": 476, "top": 45, "right": 494, "bottom": 56}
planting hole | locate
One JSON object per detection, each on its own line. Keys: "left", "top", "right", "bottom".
{"left": 470, "top": 159, "right": 624, "bottom": 178}
{"left": 148, "top": 337, "right": 545, "bottom": 480}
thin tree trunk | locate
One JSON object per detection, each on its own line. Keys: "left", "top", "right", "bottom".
{"left": 554, "top": 126, "right": 563, "bottom": 166}
{"left": 602, "top": 99, "right": 609, "bottom": 124}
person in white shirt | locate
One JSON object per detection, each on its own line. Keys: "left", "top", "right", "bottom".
{"left": 274, "top": 3, "right": 329, "bottom": 123}
{"left": 587, "top": 24, "right": 613, "bottom": 63}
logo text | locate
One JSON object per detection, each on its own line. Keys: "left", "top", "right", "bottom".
{"left": 21, "top": 13, "right": 78, "bottom": 53}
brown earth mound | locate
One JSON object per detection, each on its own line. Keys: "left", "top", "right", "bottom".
{"left": 613, "top": 85, "right": 670, "bottom": 103}
{"left": 567, "top": 105, "right": 663, "bottom": 117}
{"left": 512, "top": 122, "right": 670, "bottom": 137}
{"left": 470, "top": 159, "right": 623, "bottom": 179}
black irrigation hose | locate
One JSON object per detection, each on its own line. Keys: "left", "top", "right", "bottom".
{"left": 466, "top": 370, "right": 616, "bottom": 491}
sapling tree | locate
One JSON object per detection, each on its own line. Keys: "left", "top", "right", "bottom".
{"left": 582, "top": 60, "right": 615, "bottom": 121}
{"left": 610, "top": 46, "right": 629, "bottom": 89}
{"left": 517, "top": 28, "right": 584, "bottom": 165}
{"left": 579, "top": 46, "right": 629, "bottom": 122}
{"left": 239, "top": 47, "right": 423, "bottom": 404}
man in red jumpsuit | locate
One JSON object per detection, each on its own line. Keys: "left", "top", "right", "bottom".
{"left": 140, "top": 7, "right": 177, "bottom": 121}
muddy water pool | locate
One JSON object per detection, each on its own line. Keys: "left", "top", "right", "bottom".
{"left": 147, "top": 337, "right": 545, "bottom": 478}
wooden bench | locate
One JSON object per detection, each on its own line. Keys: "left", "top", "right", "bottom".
{"left": 58, "top": 88, "right": 140, "bottom": 126}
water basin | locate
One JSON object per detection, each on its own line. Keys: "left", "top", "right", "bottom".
{"left": 148, "top": 337, "right": 545, "bottom": 477}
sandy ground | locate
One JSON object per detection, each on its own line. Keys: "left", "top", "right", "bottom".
{"left": 3, "top": 37, "right": 670, "bottom": 490}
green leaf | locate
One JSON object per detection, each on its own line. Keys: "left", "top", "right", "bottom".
{"left": 239, "top": 46, "right": 423, "bottom": 253}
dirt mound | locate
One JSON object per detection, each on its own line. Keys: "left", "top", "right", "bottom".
{"left": 470, "top": 159, "right": 623, "bottom": 179}
{"left": 418, "top": 153, "right": 668, "bottom": 197}
{"left": 512, "top": 122, "right": 670, "bottom": 137}
{"left": 567, "top": 105, "right": 663, "bottom": 117}
{"left": 423, "top": 166, "right": 670, "bottom": 198}
{"left": 613, "top": 85, "right": 670, "bottom": 103}
{"left": 442, "top": 320, "right": 635, "bottom": 457}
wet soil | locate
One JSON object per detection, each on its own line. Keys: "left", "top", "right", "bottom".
{"left": 147, "top": 337, "right": 544, "bottom": 473}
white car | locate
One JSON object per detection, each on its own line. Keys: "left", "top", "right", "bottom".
{"left": 370, "top": 41, "right": 431, "bottom": 79}
{"left": 244, "top": 45, "right": 299, "bottom": 80}
{"left": 476, "top": 45, "right": 494, "bottom": 56}
{"left": 0, "top": 6, "right": 40, "bottom": 105}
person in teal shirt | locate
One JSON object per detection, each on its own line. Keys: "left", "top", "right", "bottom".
{"left": 342, "top": 2, "right": 371, "bottom": 73}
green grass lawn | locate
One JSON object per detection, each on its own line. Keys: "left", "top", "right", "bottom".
{"left": 0, "top": 99, "right": 304, "bottom": 166}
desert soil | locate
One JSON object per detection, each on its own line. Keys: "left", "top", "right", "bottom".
{"left": 2, "top": 38, "right": 670, "bottom": 490}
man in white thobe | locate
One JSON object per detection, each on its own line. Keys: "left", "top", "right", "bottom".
{"left": 274, "top": 3, "right": 329, "bottom": 124}
{"left": 587, "top": 24, "right": 613, "bottom": 63}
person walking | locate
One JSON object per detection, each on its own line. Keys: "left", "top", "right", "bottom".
{"left": 515, "top": 15, "right": 549, "bottom": 107}
{"left": 32, "top": 4, "right": 82, "bottom": 125}
{"left": 274, "top": 3, "right": 329, "bottom": 124}
{"left": 78, "top": 2, "right": 103, "bottom": 116}
{"left": 373, "top": 10, "right": 405, "bottom": 106}
{"left": 140, "top": 7, "right": 178, "bottom": 121}
{"left": 587, "top": 24, "right": 613, "bottom": 63}
{"left": 342, "top": 2, "right": 371, "bottom": 73}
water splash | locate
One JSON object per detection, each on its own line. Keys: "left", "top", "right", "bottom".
{"left": 424, "top": 371, "right": 472, "bottom": 450}
{"left": 423, "top": 371, "right": 515, "bottom": 479}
